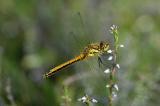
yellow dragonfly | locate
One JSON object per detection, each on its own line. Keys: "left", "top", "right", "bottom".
{"left": 43, "top": 41, "right": 110, "bottom": 78}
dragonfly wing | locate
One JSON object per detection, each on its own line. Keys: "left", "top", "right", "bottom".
{"left": 99, "top": 52, "right": 114, "bottom": 69}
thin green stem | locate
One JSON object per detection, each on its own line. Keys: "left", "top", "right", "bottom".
{"left": 62, "top": 85, "right": 71, "bottom": 106}
{"left": 107, "top": 25, "right": 119, "bottom": 106}
{"left": 85, "top": 102, "right": 90, "bottom": 106}
{"left": 108, "top": 71, "right": 113, "bottom": 106}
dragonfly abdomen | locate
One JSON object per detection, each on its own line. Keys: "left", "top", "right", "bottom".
{"left": 43, "top": 53, "right": 85, "bottom": 78}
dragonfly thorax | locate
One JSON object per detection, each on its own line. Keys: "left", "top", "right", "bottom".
{"left": 82, "top": 41, "right": 109, "bottom": 57}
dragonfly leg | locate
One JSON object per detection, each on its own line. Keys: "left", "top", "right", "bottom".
{"left": 98, "top": 56, "right": 104, "bottom": 67}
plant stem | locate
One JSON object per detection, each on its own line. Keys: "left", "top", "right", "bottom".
{"left": 108, "top": 71, "right": 113, "bottom": 106}
{"left": 107, "top": 25, "right": 119, "bottom": 106}
{"left": 85, "top": 102, "right": 90, "bottom": 106}
{"left": 62, "top": 85, "right": 70, "bottom": 106}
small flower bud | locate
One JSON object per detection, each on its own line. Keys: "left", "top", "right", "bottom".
{"left": 114, "top": 84, "right": 119, "bottom": 91}
{"left": 119, "top": 44, "right": 124, "bottom": 48}
{"left": 104, "top": 69, "right": 110, "bottom": 74}
{"left": 108, "top": 56, "right": 113, "bottom": 61}
{"left": 112, "top": 92, "right": 117, "bottom": 101}
{"left": 110, "top": 25, "right": 117, "bottom": 30}
{"left": 78, "top": 96, "right": 87, "bottom": 103}
{"left": 91, "top": 98, "right": 98, "bottom": 103}
{"left": 106, "top": 84, "right": 110, "bottom": 88}
{"left": 110, "top": 25, "right": 118, "bottom": 33}
{"left": 116, "top": 64, "right": 120, "bottom": 69}
{"left": 107, "top": 50, "right": 112, "bottom": 53}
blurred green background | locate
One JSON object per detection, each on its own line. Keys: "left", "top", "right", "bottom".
{"left": 0, "top": 0, "right": 160, "bottom": 106}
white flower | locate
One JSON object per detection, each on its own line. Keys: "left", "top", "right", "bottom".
{"left": 116, "top": 64, "right": 120, "bottom": 69}
{"left": 114, "top": 84, "right": 119, "bottom": 91}
{"left": 78, "top": 95, "right": 98, "bottom": 104}
{"left": 104, "top": 69, "right": 110, "bottom": 74}
{"left": 91, "top": 98, "right": 98, "bottom": 103}
{"left": 107, "top": 50, "right": 112, "bottom": 53}
{"left": 110, "top": 25, "right": 117, "bottom": 30}
{"left": 106, "top": 84, "right": 110, "bottom": 88}
{"left": 78, "top": 96, "right": 87, "bottom": 103}
{"left": 119, "top": 44, "right": 124, "bottom": 48}
{"left": 112, "top": 92, "right": 117, "bottom": 101}
{"left": 108, "top": 56, "right": 113, "bottom": 61}
{"left": 109, "top": 25, "right": 118, "bottom": 34}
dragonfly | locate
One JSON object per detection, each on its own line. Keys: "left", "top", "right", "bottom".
{"left": 43, "top": 41, "right": 110, "bottom": 78}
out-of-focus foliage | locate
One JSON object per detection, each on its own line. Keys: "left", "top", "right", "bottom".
{"left": 0, "top": 0, "right": 160, "bottom": 106}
